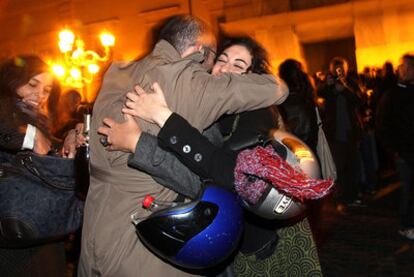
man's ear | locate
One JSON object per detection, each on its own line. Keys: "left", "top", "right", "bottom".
{"left": 181, "top": 43, "right": 202, "bottom": 58}
{"left": 194, "top": 42, "right": 203, "bottom": 53}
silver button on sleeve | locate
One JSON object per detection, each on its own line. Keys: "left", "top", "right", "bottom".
{"left": 183, "top": 145, "right": 191, "bottom": 153}
{"left": 194, "top": 153, "right": 202, "bottom": 162}
{"left": 170, "top": 136, "right": 177, "bottom": 144}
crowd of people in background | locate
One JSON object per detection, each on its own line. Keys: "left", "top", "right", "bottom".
{"left": 312, "top": 54, "right": 414, "bottom": 242}
{"left": 313, "top": 59, "right": 392, "bottom": 197}
{"left": 0, "top": 14, "right": 414, "bottom": 277}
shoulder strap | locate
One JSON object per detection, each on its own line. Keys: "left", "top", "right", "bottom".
{"left": 223, "top": 114, "right": 240, "bottom": 142}
{"left": 17, "top": 153, "right": 75, "bottom": 191}
{"left": 315, "top": 107, "right": 322, "bottom": 126}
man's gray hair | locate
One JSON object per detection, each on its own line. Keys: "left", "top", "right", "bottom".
{"left": 158, "top": 15, "right": 207, "bottom": 54}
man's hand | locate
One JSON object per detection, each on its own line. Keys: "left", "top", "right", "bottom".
{"left": 74, "top": 123, "right": 87, "bottom": 147}
{"left": 61, "top": 129, "right": 77, "bottom": 158}
{"left": 97, "top": 114, "right": 142, "bottom": 153}
{"left": 61, "top": 123, "right": 87, "bottom": 158}
{"left": 122, "top": 82, "right": 173, "bottom": 127}
{"left": 33, "top": 130, "right": 51, "bottom": 155}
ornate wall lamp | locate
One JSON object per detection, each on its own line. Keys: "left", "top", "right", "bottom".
{"left": 51, "top": 29, "right": 115, "bottom": 101}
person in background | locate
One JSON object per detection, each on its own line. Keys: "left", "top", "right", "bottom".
{"left": 317, "top": 57, "right": 363, "bottom": 213}
{"left": 373, "top": 62, "right": 398, "bottom": 173}
{"left": 377, "top": 62, "right": 397, "bottom": 96}
{"left": 376, "top": 53, "right": 414, "bottom": 240}
{"left": 0, "top": 55, "right": 61, "bottom": 155}
{"left": 276, "top": 58, "right": 330, "bottom": 238}
{"left": 0, "top": 55, "right": 67, "bottom": 277}
{"left": 359, "top": 66, "right": 375, "bottom": 92}
{"left": 277, "top": 59, "right": 318, "bottom": 153}
{"left": 55, "top": 89, "right": 83, "bottom": 139}
{"left": 370, "top": 62, "right": 397, "bottom": 128}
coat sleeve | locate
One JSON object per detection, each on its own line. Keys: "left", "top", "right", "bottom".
{"left": 157, "top": 113, "right": 237, "bottom": 189}
{"left": 128, "top": 115, "right": 236, "bottom": 197}
{"left": 127, "top": 132, "right": 202, "bottom": 199}
{"left": 190, "top": 71, "right": 289, "bottom": 130}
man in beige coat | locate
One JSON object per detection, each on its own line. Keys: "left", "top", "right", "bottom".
{"left": 78, "top": 15, "right": 288, "bottom": 276}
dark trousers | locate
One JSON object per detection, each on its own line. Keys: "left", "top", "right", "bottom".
{"left": 395, "top": 158, "right": 414, "bottom": 228}
{"left": 359, "top": 132, "right": 379, "bottom": 192}
{"left": 331, "top": 140, "right": 361, "bottom": 203}
{"left": 0, "top": 242, "right": 66, "bottom": 277}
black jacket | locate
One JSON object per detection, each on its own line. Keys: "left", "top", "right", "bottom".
{"left": 219, "top": 107, "right": 278, "bottom": 150}
{"left": 155, "top": 108, "right": 280, "bottom": 191}
{"left": 278, "top": 92, "right": 318, "bottom": 153}
{"left": 376, "top": 83, "right": 414, "bottom": 162}
{"left": 157, "top": 113, "right": 237, "bottom": 190}
{"left": 317, "top": 77, "right": 363, "bottom": 143}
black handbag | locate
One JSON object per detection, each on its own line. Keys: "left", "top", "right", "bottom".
{"left": 0, "top": 151, "right": 84, "bottom": 248}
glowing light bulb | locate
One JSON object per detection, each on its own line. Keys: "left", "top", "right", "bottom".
{"left": 72, "top": 48, "right": 84, "bottom": 59}
{"left": 51, "top": 64, "right": 66, "bottom": 77}
{"left": 59, "top": 30, "right": 75, "bottom": 45}
{"left": 100, "top": 33, "right": 115, "bottom": 47}
{"left": 59, "top": 41, "right": 73, "bottom": 53}
{"left": 70, "top": 68, "right": 81, "bottom": 80}
{"left": 87, "top": 64, "right": 100, "bottom": 74}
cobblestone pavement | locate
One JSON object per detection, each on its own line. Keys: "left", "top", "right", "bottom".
{"left": 310, "top": 177, "right": 414, "bottom": 277}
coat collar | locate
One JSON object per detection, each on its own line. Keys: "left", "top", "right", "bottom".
{"left": 153, "top": 39, "right": 204, "bottom": 63}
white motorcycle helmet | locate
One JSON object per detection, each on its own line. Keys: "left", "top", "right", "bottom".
{"left": 241, "top": 130, "right": 320, "bottom": 220}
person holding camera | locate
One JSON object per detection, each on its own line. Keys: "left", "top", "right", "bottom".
{"left": 317, "top": 57, "right": 363, "bottom": 214}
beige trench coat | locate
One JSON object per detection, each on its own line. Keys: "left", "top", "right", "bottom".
{"left": 78, "top": 40, "right": 288, "bottom": 277}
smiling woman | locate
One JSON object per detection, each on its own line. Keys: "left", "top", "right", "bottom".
{"left": 0, "top": 55, "right": 69, "bottom": 277}
{"left": 16, "top": 72, "right": 54, "bottom": 111}
{"left": 212, "top": 45, "right": 252, "bottom": 75}
{"left": 0, "top": 55, "right": 61, "bottom": 154}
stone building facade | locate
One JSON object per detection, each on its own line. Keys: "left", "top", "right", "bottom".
{"left": 1, "top": 0, "right": 413, "bottom": 96}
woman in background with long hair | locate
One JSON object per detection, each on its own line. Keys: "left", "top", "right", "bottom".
{"left": 0, "top": 55, "right": 67, "bottom": 277}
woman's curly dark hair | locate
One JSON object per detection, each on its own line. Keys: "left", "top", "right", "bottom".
{"left": 218, "top": 35, "right": 271, "bottom": 74}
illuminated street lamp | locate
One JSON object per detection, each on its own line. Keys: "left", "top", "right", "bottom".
{"left": 51, "top": 28, "right": 115, "bottom": 101}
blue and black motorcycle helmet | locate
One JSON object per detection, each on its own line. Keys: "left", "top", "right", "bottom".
{"left": 132, "top": 186, "right": 243, "bottom": 270}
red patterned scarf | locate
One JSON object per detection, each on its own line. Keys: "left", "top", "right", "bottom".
{"left": 234, "top": 145, "right": 334, "bottom": 205}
